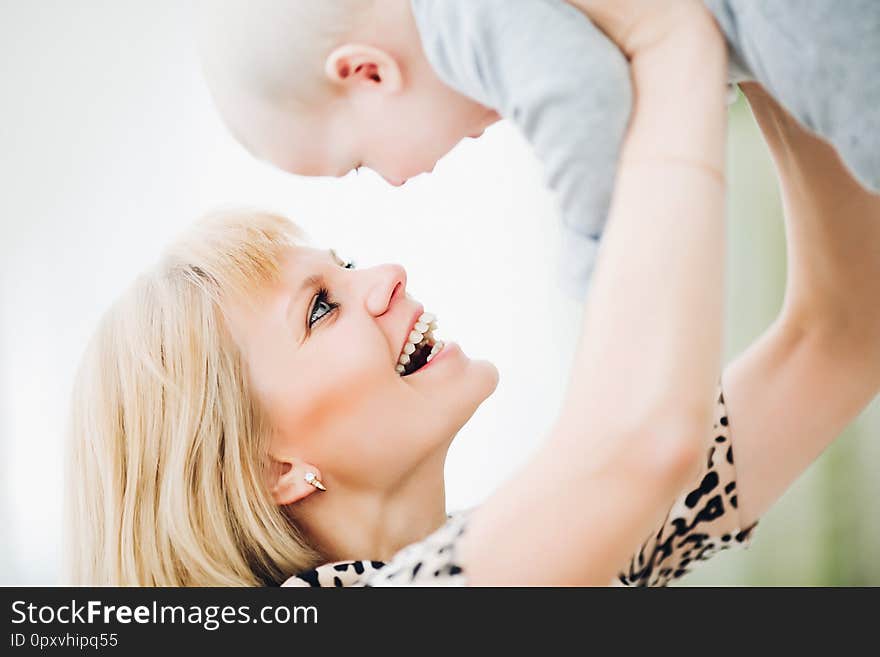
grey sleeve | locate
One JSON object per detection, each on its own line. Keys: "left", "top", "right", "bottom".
{"left": 705, "top": 0, "right": 880, "bottom": 193}
{"left": 410, "top": 0, "right": 633, "bottom": 300}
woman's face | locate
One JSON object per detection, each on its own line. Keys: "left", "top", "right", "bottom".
{"left": 226, "top": 246, "right": 499, "bottom": 491}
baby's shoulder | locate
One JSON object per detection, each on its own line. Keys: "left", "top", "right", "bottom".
{"left": 410, "top": 0, "right": 627, "bottom": 110}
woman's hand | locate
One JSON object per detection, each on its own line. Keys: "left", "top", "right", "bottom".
{"left": 568, "top": 1, "right": 729, "bottom": 169}
{"left": 458, "top": 6, "right": 731, "bottom": 584}
{"left": 567, "top": 0, "right": 722, "bottom": 59}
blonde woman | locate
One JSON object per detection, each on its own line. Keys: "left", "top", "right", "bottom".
{"left": 67, "top": 9, "right": 879, "bottom": 586}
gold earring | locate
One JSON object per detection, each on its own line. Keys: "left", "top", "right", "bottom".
{"left": 304, "top": 471, "right": 327, "bottom": 491}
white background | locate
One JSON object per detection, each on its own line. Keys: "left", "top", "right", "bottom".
{"left": 0, "top": 1, "right": 583, "bottom": 584}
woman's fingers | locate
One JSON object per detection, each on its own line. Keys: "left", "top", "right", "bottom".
{"left": 567, "top": 0, "right": 718, "bottom": 58}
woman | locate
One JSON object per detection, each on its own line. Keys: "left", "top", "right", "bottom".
{"left": 67, "top": 4, "right": 880, "bottom": 586}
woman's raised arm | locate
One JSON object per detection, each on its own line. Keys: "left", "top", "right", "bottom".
{"left": 458, "top": 4, "right": 731, "bottom": 585}
{"left": 718, "top": 82, "right": 880, "bottom": 531}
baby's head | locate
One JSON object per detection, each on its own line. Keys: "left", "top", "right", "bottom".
{"left": 194, "top": 0, "right": 499, "bottom": 185}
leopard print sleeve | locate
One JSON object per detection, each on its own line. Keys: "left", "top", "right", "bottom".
{"left": 615, "top": 384, "right": 759, "bottom": 587}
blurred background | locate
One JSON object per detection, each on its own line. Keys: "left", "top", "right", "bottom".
{"left": 1, "top": 1, "right": 877, "bottom": 586}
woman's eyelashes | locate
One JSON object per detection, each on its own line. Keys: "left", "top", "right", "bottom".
{"left": 306, "top": 257, "right": 355, "bottom": 331}
{"left": 308, "top": 287, "right": 339, "bottom": 329}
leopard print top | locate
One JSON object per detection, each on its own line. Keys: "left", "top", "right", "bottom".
{"left": 283, "top": 386, "right": 758, "bottom": 587}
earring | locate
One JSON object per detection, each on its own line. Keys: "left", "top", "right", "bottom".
{"left": 304, "top": 471, "right": 327, "bottom": 491}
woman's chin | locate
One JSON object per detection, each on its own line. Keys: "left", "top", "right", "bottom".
{"left": 471, "top": 358, "right": 500, "bottom": 398}
{"left": 404, "top": 342, "right": 498, "bottom": 425}
{"left": 443, "top": 345, "right": 499, "bottom": 400}
{"left": 454, "top": 358, "right": 500, "bottom": 416}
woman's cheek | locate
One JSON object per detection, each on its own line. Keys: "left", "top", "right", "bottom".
{"left": 329, "top": 337, "right": 390, "bottom": 387}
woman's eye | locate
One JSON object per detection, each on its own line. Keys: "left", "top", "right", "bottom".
{"left": 309, "top": 289, "right": 338, "bottom": 328}
{"left": 343, "top": 260, "right": 355, "bottom": 270}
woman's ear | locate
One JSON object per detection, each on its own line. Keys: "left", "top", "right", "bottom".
{"left": 269, "top": 458, "right": 325, "bottom": 506}
{"left": 324, "top": 43, "right": 403, "bottom": 93}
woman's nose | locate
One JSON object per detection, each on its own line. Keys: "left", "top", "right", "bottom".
{"left": 364, "top": 264, "right": 407, "bottom": 316}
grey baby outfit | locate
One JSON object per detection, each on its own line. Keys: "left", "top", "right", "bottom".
{"left": 409, "top": 0, "right": 880, "bottom": 299}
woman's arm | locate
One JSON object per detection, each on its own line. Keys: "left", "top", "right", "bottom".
{"left": 716, "top": 82, "right": 880, "bottom": 531}
{"left": 459, "top": 5, "right": 731, "bottom": 585}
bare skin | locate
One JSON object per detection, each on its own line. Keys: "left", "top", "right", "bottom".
{"left": 722, "top": 82, "right": 880, "bottom": 528}
{"left": 460, "top": 4, "right": 732, "bottom": 585}
{"left": 201, "top": 1, "right": 880, "bottom": 584}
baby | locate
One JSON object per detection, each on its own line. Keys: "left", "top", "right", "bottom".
{"left": 195, "top": 0, "right": 879, "bottom": 299}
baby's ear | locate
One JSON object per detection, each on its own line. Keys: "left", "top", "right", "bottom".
{"left": 324, "top": 44, "right": 403, "bottom": 93}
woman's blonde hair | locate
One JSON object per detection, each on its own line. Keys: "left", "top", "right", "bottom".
{"left": 66, "top": 210, "right": 319, "bottom": 585}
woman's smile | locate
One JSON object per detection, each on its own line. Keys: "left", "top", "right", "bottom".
{"left": 395, "top": 309, "right": 443, "bottom": 376}
{"left": 402, "top": 340, "right": 460, "bottom": 377}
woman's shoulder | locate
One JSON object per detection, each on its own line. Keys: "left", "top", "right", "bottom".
{"left": 281, "top": 509, "right": 473, "bottom": 588}
{"left": 281, "top": 559, "right": 386, "bottom": 587}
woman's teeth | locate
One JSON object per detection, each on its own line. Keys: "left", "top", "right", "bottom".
{"left": 396, "top": 312, "right": 444, "bottom": 376}
{"left": 427, "top": 342, "right": 444, "bottom": 362}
